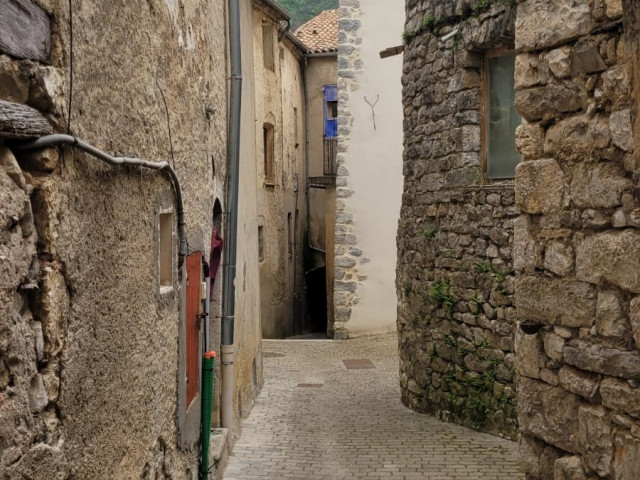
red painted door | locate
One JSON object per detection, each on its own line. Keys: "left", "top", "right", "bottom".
{"left": 186, "top": 252, "right": 202, "bottom": 409}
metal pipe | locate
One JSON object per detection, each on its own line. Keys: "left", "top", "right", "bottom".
{"left": 200, "top": 351, "right": 216, "bottom": 479}
{"left": 15, "top": 134, "right": 187, "bottom": 269}
{"left": 221, "top": 0, "right": 242, "bottom": 430}
{"left": 440, "top": 29, "right": 459, "bottom": 42}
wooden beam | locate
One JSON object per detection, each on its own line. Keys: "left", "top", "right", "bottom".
{"left": 379, "top": 45, "right": 405, "bottom": 59}
{"left": 0, "top": 0, "right": 51, "bottom": 62}
{"left": 0, "top": 100, "right": 52, "bottom": 139}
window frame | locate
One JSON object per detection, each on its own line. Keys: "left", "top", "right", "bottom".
{"left": 481, "top": 48, "right": 521, "bottom": 180}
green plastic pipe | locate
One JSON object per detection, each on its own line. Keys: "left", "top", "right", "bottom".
{"left": 200, "top": 351, "right": 216, "bottom": 478}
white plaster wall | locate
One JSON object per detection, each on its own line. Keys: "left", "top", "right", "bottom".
{"left": 342, "top": 0, "right": 404, "bottom": 336}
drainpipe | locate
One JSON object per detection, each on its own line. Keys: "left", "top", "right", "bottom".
{"left": 221, "top": 0, "right": 242, "bottom": 431}
{"left": 15, "top": 134, "right": 187, "bottom": 270}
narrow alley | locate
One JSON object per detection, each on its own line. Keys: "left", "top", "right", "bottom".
{"left": 224, "top": 334, "right": 524, "bottom": 480}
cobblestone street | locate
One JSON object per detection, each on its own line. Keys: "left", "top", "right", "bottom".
{"left": 224, "top": 333, "right": 524, "bottom": 480}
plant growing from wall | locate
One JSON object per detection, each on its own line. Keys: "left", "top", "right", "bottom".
{"left": 429, "top": 280, "right": 456, "bottom": 312}
{"left": 422, "top": 226, "right": 437, "bottom": 239}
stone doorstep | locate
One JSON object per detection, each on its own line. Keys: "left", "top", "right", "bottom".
{"left": 209, "top": 427, "right": 229, "bottom": 480}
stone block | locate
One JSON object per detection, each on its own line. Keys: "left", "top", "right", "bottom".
{"left": 576, "top": 230, "right": 640, "bottom": 293}
{"left": 0, "top": 55, "right": 28, "bottom": 103}
{"left": 600, "top": 377, "right": 640, "bottom": 418}
{"left": 515, "top": 84, "right": 585, "bottom": 122}
{"left": 28, "top": 374, "right": 48, "bottom": 413}
{"left": 610, "top": 109, "right": 633, "bottom": 152}
{"left": 570, "top": 163, "right": 631, "bottom": 209}
{"left": 558, "top": 366, "right": 600, "bottom": 403}
{"left": 515, "top": 53, "right": 549, "bottom": 88}
{"left": 518, "top": 377, "right": 581, "bottom": 453}
{"left": 544, "top": 114, "right": 610, "bottom": 162}
{"left": 515, "top": 123, "right": 545, "bottom": 160}
{"left": 571, "top": 40, "right": 607, "bottom": 75}
{"left": 543, "top": 332, "right": 565, "bottom": 363}
{"left": 564, "top": 340, "right": 640, "bottom": 380}
{"left": 605, "top": 0, "right": 623, "bottom": 19}
{"left": 544, "top": 241, "right": 574, "bottom": 277}
{"left": 3, "top": 444, "right": 69, "bottom": 480}
{"left": 513, "top": 215, "right": 540, "bottom": 273}
{"left": 629, "top": 296, "right": 640, "bottom": 349}
{"left": 546, "top": 46, "right": 572, "bottom": 78}
{"left": 612, "top": 431, "right": 640, "bottom": 479}
{"left": 601, "top": 65, "right": 630, "bottom": 110}
{"left": 516, "top": 0, "right": 592, "bottom": 51}
{"left": 16, "top": 147, "right": 60, "bottom": 172}
{"left": 596, "top": 290, "right": 627, "bottom": 338}
{"left": 553, "top": 456, "right": 588, "bottom": 480}
{"left": 515, "top": 159, "right": 564, "bottom": 214}
{"left": 516, "top": 277, "right": 596, "bottom": 328}
{"left": 578, "top": 405, "right": 612, "bottom": 477}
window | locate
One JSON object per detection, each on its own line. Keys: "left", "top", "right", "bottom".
{"left": 327, "top": 101, "right": 338, "bottom": 120}
{"left": 262, "top": 23, "right": 275, "bottom": 71}
{"left": 484, "top": 51, "right": 521, "bottom": 179}
{"left": 263, "top": 123, "right": 275, "bottom": 184}
{"left": 159, "top": 212, "right": 173, "bottom": 289}
{"left": 323, "top": 85, "right": 338, "bottom": 138}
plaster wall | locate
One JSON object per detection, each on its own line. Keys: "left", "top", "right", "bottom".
{"left": 334, "top": 0, "right": 404, "bottom": 338}
{"left": 231, "top": 0, "right": 264, "bottom": 425}
{"left": 306, "top": 55, "right": 337, "bottom": 260}
{"left": 0, "top": 0, "right": 262, "bottom": 476}
{"left": 252, "top": 4, "right": 306, "bottom": 339}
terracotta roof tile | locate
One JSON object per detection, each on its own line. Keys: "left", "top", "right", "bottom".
{"left": 294, "top": 9, "right": 338, "bottom": 53}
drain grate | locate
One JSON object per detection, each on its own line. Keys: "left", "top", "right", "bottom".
{"left": 297, "top": 383, "right": 323, "bottom": 388}
{"left": 263, "top": 352, "right": 285, "bottom": 358}
{"left": 342, "top": 358, "right": 376, "bottom": 370}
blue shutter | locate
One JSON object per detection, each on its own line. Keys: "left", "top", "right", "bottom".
{"left": 323, "top": 85, "right": 338, "bottom": 139}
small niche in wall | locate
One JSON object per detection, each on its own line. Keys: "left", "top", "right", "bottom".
{"left": 258, "top": 225, "right": 265, "bottom": 262}
{"left": 159, "top": 211, "right": 173, "bottom": 290}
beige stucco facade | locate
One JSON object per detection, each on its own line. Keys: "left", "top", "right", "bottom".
{"left": 333, "top": 0, "right": 405, "bottom": 338}
{"left": 0, "top": 0, "right": 263, "bottom": 477}
{"left": 251, "top": 1, "right": 307, "bottom": 339}
{"left": 305, "top": 54, "right": 338, "bottom": 334}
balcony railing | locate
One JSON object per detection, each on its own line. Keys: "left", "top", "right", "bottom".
{"left": 323, "top": 137, "right": 337, "bottom": 176}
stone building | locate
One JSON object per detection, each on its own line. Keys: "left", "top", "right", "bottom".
{"left": 398, "top": 0, "right": 520, "bottom": 439}
{"left": 295, "top": 8, "right": 339, "bottom": 336}
{"left": 0, "top": 0, "right": 263, "bottom": 477}
{"left": 297, "top": 2, "right": 405, "bottom": 339}
{"left": 399, "top": 0, "right": 640, "bottom": 478}
{"left": 251, "top": 0, "right": 307, "bottom": 339}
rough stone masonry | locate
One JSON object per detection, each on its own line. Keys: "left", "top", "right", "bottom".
{"left": 399, "top": 0, "right": 640, "bottom": 478}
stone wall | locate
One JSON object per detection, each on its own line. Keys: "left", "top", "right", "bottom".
{"left": 398, "top": 0, "right": 519, "bottom": 438}
{"left": 514, "top": 0, "right": 640, "bottom": 478}
{"left": 334, "top": 0, "right": 365, "bottom": 339}
{"left": 0, "top": 0, "right": 257, "bottom": 477}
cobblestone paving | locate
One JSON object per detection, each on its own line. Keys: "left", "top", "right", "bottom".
{"left": 224, "top": 333, "right": 524, "bottom": 480}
